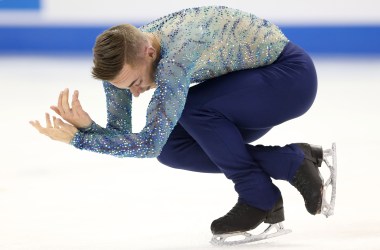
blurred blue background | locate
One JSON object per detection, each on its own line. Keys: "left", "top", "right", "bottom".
{"left": 1, "top": 2, "right": 380, "bottom": 249}
{"left": 1, "top": 0, "right": 380, "bottom": 56}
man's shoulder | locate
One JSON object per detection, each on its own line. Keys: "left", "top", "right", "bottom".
{"left": 139, "top": 6, "right": 240, "bottom": 32}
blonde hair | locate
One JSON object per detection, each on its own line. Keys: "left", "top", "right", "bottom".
{"left": 92, "top": 24, "right": 147, "bottom": 80}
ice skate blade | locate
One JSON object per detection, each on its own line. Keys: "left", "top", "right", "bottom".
{"left": 210, "top": 223, "right": 292, "bottom": 246}
{"left": 321, "top": 143, "right": 337, "bottom": 218}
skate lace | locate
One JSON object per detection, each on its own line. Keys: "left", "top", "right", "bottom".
{"left": 224, "top": 202, "right": 247, "bottom": 219}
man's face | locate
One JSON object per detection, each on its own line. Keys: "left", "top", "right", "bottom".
{"left": 110, "top": 62, "right": 156, "bottom": 97}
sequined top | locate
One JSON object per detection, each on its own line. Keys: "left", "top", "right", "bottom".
{"left": 70, "top": 6, "right": 289, "bottom": 158}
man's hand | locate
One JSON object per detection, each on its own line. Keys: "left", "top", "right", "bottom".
{"left": 30, "top": 113, "right": 78, "bottom": 144}
{"left": 50, "top": 88, "right": 93, "bottom": 129}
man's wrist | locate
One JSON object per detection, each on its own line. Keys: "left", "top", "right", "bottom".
{"left": 78, "top": 121, "right": 95, "bottom": 132}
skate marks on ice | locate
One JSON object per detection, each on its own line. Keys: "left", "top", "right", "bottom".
{"left": 320, "top": 143, "right": 337, "bottom": 218}
{"left": 210, "top": 222, "right": 291, "bottom": 246}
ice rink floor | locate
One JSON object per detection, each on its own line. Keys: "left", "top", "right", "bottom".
{"left": 0, "top": 56, "right": 380, "bottom": 249}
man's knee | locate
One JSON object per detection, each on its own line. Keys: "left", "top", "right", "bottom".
{"left": 156, "top": 152, "right": 170, "bottom": 166}
{"left": 157, "top": 147, "right": 181, "bottom": 169}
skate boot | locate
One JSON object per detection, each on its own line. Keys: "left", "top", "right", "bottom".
{"left": 210, "top": 196, "right": 291, "bottom": 246}
{"left": 292, "top": 142, "right": 339, "bottom": 218}
{"left": 291, "top": 143, "right": 324, "bottom": 215}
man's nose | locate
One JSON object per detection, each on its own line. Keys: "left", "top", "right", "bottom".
{"left": 131, "top": 87, "right": 139, "bottom": 97}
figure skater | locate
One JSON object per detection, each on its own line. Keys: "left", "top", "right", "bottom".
{"left": 30, "top": 6, "right": 337, "bottom": 245}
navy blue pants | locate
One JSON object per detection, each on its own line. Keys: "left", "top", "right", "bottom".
{"left": 157, "top": 42, "right": 318, "bottom": 211}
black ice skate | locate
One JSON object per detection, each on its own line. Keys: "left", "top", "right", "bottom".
{"left": 292, "top": 143, "right": 337, "bottom": 217}
{"left": 210, "top": 196, "right": 291, "bottom": 246}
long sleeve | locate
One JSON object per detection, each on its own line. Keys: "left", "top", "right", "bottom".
{"left": 70, "top": 61, "right": 190, "bottom": 158}
{"left": 76, "top": 81, "right": 132, "bottom": 134}
{"left": 103, "top": 81, "right": 132, "bottom": 132}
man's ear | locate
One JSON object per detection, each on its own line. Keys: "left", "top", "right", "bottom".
{"left": 147, "top": 46, "right": 157, "bottom": 61}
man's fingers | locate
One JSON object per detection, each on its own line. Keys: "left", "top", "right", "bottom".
{"left": 72, "top": 90, "right": 79, "bottom": 102}
{"left": 50, "top": 106, "right": 61, "bottom": 116}
{"left": 45, "top": 113, "right": 53, "bottom": 128}
{"left": 61, "top": 88, "right": 71, "bottom": 114}
{"left": 55, "top": 117, "right": 67, "bottom": 128}
{"left": 71, "top": 90, "right": 84, "bottom": 114}
{"left": 55, "top": 117, "right": 77, "bottom": 134}
{"left": 57, "top": 91, "right": 64, "bottom": 114}
{"left": 30, "top": 116, "right": 77, "bottom": 143}
{"left": 29, "top": 120, "right": 42, "bottom": 130}
{"left": 56, "top": 117, "right": 64, "bottom": 126}
{"left": 29, "top": 120, "right": 48, "bottom": 135}
{"left": 53, "top": 116, "right": 60, "bottom": 128}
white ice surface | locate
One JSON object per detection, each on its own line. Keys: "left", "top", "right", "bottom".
{"left": 0, "top": 56, "right": 380, "bottom": 250}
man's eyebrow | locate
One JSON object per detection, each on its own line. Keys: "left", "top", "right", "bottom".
{"left": 128, "top": 78, "right": 139, "bottom": 88}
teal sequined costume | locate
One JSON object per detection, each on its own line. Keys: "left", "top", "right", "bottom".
{"left": 70, "top": 6, "right": 289, "bottom": 157}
